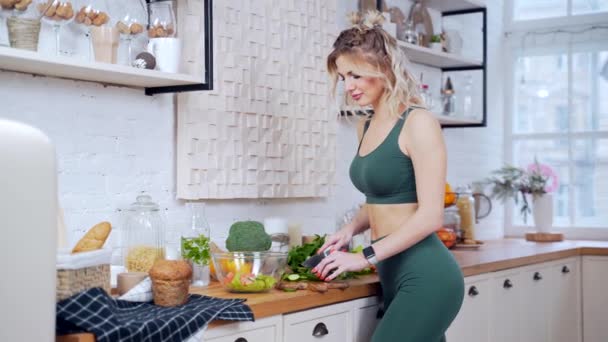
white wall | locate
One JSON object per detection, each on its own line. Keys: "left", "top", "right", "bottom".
{"left": 0, "top": 0, "right": 504, "bottom": 261}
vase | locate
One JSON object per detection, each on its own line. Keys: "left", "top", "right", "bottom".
{"left": 533, "top": 194, "right": 553, "bottom": 233}
{"left": 191, "top": 263, "right": 210, "bottom": 287}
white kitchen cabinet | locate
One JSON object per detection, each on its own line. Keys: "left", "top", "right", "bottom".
{"left": 446, "top": 274, "right": 491, "bottom": 342}
{"left": 351, "top": 296, "right": 381, "bottom": 342}
{"left": 519, "top": 262, "right": 552, "bottom": 342}
{"left": 489, "top": 270, "right": 522, "bottom": 342}
{"left": 283, "top": 301, "right": 353, "bottom": 342}
{"left": 203, "top": 315, "right": 282, "bottom": 342}
{"left": 582, "top": 256, "right": 608, "bottom": 342}
{"left": 548, "top": 257, "right": 581, "bottom": 342}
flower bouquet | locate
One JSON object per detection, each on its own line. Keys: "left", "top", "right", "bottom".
{"left": 485, "top": 159, "right": 559, "bottom": 223}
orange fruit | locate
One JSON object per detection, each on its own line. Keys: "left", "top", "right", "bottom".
{"left": 444, "top": 183, "right": 456, "bottom": 207}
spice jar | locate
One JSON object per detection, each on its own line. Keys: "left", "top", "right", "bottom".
{"left": 124, "top": 193, "right": 166, "bottom": 273}
{"left": 456, "top": 186, "right": 477, "bottom": 243}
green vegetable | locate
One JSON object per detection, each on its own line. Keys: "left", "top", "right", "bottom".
{"left": 181, "top": 234, "right": 210, "bottom": 266}
{"left": 283, "top": 234, "right": 374, "bottom": 281}
{"left": 287, "top": 274, "right": 300, "bottom": 281}
{"left": 225, "top": 220, "right": 272, "bottom": 252}
{"left": 226, "top": 272, "right": 276, "bottom": 292}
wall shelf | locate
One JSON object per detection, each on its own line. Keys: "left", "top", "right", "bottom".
{"left": 397, "top": 40, "right": 482, "bottom": 69}
{"left": 434, "top": 113, "right": 481, "bottom": 125}
{"left": 0, "top": 46, "right": 203, "bottom": 88}
{"left": 426, "top": 0, "right": 485, "bottom": 12}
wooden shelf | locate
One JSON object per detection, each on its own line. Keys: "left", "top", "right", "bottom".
{"left": 397, "top": 41, "right": 483, "bottom": 69}
{"left": 0, "top": 46, "right": 203, "bottom": 89}
{"left": 435, "top": 113, "right": 482, "bottom": 125}
{"left": 426, "top": 0, "right": 485, "bottom": 12}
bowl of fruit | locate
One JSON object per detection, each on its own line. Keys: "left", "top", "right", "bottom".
{"left": 211, "top": 251, "right": 287, "bottom": 293}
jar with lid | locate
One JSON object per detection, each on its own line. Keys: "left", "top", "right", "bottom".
{"left": 181, "top": 202, "right": 211, "bottom": 287}
{"left": 455, "top": 186, "right": 477, "bottom": 243}
{"left": 124, "top": 193, "right": 166, "bottom": 273}
{"left": 443, "top": 206, "right": 462, "bottom": 242}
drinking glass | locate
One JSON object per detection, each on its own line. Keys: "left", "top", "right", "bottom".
{"left": 38, "top": 0, "right": 76, "bottom": 55}
{"left": 147, "top": 1, "right": 175, "bottom": 39}
{"left": 113, "top": 0, "right": 146, "bottom": 64}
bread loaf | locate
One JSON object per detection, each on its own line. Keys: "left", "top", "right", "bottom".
{"left": 71, "top": 221, "right": 112, "bottom": 253}
{"left": 150, "top": 260, "right": 192, "bottom": 307}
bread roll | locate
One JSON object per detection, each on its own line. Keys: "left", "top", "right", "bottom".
{"left": 71, "top": 221, "right": 112, "bottom": 253}
{"left": 150, "top": 260, "right": 192, "bottom": 307}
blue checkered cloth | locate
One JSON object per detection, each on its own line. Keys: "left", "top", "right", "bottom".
{"left": 56, "top": 287, "right": 254, "bottom": 342}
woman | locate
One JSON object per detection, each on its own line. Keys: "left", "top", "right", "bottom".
{"left": 312, "top": 11, "right": 464, "bottom": 342}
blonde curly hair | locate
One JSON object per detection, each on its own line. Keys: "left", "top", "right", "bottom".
{"left": 327, "top": 10, "right": 423, "bottom": 118}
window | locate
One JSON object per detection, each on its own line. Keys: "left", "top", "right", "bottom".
{"left": 506, "top": 7, "right": 608, "bottom": 233}
{"left": 512, "top": 0, "right": 608, "bottom": 21}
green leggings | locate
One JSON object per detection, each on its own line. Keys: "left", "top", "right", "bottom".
{"left": 371, "top": 233, "right": 464, "bottom": 342}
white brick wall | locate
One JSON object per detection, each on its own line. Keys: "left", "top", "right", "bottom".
{"left": 0, "top": 0, "right": 504, "bottom": 259}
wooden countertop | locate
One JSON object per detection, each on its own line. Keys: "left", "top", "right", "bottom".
{"left": 58, "top": 238, "right": 608, "bottom": 340}
{"left": 453, "top": 238, "right": 608, "bottom": 277}
{"left": 195, "top": 274, "right": 380, "bottom": 328}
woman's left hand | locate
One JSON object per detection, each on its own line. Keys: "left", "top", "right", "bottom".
{"left": 312, "top": 251, "right": 370, "bottom": 282}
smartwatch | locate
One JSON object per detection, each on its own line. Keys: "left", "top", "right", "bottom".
{"left": 362, "top": 245, "right": 378, "bottom": 266}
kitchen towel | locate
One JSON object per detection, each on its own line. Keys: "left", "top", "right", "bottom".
{"left": 56, "top": 287, "right": 254, "bottom": 342}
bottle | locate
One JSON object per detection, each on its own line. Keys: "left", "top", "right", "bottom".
{"left": 456, "top": 186, "right": 477, "bottom": 244}
{"left": 461, "top": 74, "right": 473, "bottom": 117}
{"left": 442, "top": 77, "right": 456, "bottom": 115}
{"left": 124, "top": 193, "right": 166, "bottom": 273}
{"left": 181, "top": 202, "right": 211, "bottom": 287}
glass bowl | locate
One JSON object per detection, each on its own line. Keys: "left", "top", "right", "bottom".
{"left": 211, "top": 251, "right": 288, "bottom": 293}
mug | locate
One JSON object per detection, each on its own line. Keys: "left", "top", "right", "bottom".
{"left": 147, "top": 37, "right": 182, "bottom": 73}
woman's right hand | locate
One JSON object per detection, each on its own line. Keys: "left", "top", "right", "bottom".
{"left": 317, "top": 226, "right": 354, "bottom": 254}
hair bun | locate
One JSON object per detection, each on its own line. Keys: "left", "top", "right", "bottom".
{"left": 348, "top": 10, "right": 384, "bottom": 30}
{"left": 362, "top": 10, "right": 385, "bottom": 29}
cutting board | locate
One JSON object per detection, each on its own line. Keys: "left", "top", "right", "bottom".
{"left": 525, "top": 232, "right": 564, "bottom": 242}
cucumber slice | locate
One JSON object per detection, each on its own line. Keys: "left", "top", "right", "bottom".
{"left": 287, "top": 274, "right": 300, "bottom": 281}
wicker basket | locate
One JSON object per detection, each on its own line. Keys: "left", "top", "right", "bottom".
{"left": 7, "top": 16, "right": 41, "bottom": 51}
{"left": 56, "top": 248, "right": 113, "bottom": 301}
{"left": 56, "top": 264, "right": 111, "bottom": 301}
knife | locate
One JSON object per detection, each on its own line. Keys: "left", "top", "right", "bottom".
{"left": 302, "top": 248, "right": 332, "bottom": 268}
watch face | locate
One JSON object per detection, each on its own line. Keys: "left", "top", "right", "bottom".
{"left": 363, "top": 246, "right": 375, "bottom": 259}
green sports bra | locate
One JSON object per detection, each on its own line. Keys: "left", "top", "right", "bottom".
{"left": 349, "top": 107, "right": 418, "bottom": 204}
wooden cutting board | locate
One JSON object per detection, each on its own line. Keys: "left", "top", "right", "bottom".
{"left": 525, "top": 232, "right": 564, "bottom": 242}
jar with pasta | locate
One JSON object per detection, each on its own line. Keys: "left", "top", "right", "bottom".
{"left": 124, "top": 193, "right": 166, "bottom": 273}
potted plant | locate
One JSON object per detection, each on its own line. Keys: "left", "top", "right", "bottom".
{"left": 484, "top": 160, "right": 559, "bottom": 231}
{"left": 429, "top": 34, "right": 442, "bottom": 51}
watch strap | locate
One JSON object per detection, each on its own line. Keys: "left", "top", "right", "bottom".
{"left": 362, "top": 245, "right": 378, "bottom": 265}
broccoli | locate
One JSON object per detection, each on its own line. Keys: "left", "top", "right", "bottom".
{"left": 225, "top": 220, "right": 272, "bottom": 252}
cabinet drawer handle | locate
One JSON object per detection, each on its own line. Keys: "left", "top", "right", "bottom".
{"left": 562, "top": 266, "right": 570, "bottom": 274}
{"left": 503, "top": 279, "right": 513, "bottom": 289}
{"left": 312, "top": 322, "right": 329, "bottom": 337}
{"left": 533, "top": 272, "right": 543, "bottom": 281}
{"left": 468, "top": 286, "right": 479, "bottom": 297}
{"left": 235, "top": 338, "right": 248, "bottom": 342}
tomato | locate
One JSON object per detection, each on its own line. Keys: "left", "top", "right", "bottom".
{"left": 240, "top": 273, "right": 256, "bottom": 286}
{"left": 224, "top": 271, "right": 235, "bottom": 285}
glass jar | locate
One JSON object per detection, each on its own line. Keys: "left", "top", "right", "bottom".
{"left": 181, "top": 202, "right": 211, "bottom": 287}
{"left": 147, "top": 0, "right": 176, "bottom": 38}
{"left": 443, "top": 206, "right": 461, "bottom": 242}
{"left": 456, "top": 186, "right": 477, "bottom": 243}
{"left": 124, "top": 193, "right": 166, "bottom": 273}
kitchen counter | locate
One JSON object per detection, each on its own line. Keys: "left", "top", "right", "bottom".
{"left": 203, "top": 238, "right": 608, "bottom": 322}
{"left": 57, "top": 238, "right": 608, "bottom": 340}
